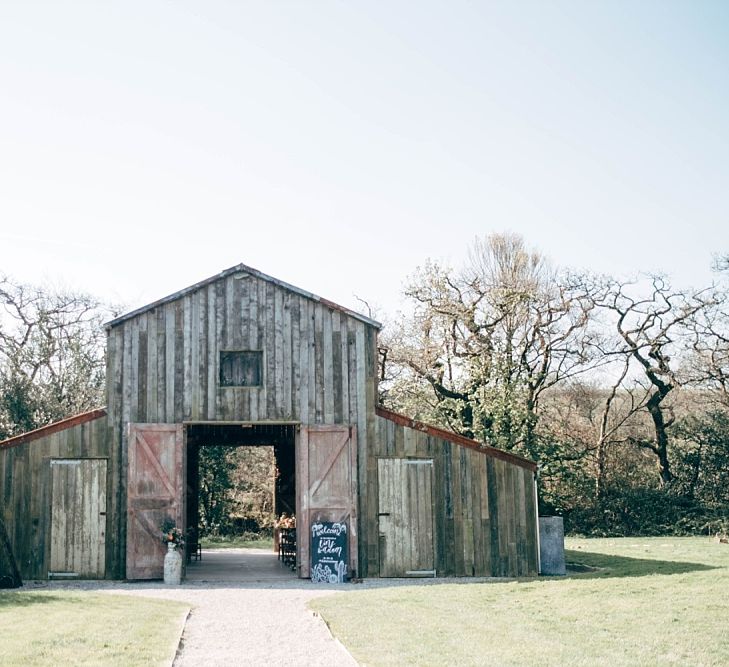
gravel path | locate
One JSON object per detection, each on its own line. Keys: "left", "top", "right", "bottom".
{"left": 176, "top": 586, "right": 355, "bottom": 667}
{"left": 102, "top": 581, "right": 359, "bottom": 667}
{"left": 27, "top": 575, "right": 496, "bottom": 667}
{"left": 24, "top": 549, "right": 502, "bottom": 666}
{"left": 25, "top": 575, "right": 358, "bottom": 666}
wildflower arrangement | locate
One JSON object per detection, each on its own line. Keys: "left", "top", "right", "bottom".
{"left": 275, "top": 513, "right": 296, "bottom": 529}
{"left": 160, "top": 517, "right": 185, "bottom": 548}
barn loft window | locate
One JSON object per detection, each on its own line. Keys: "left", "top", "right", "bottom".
{"left": 219, "top": 351, "right": 263, "bottom": 387}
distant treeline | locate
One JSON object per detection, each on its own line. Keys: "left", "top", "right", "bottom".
{"left": 379, "top": 234, "right": 729, "bottom": 536}
{"left": 2, "top": 239, "right": 728, "bottom": 537}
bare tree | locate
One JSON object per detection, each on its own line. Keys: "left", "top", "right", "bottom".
{"left": 382, "top": 233, "right": 601, "bottom": 458}
{"left": 592, "top": 275, "right": 719, "bottom": 486}
{"left": 684, "top": 262, "right": 729, "bottom": 407}
{"left": 0, "top": 276, "right": 115, "bottom": 438}
{"left": 687, "top": 312, "right": 729, "bottom": 408}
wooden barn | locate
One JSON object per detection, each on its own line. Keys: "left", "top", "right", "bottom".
{"left": 0, "top": 263, "right": 539, "bottom": 581}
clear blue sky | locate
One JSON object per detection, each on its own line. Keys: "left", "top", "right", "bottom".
{"left": 1, "top": 1, "right": 727, "bottom": 318}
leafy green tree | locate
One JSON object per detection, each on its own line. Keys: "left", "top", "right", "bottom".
{"left": 673, "top": 409, "right": 729, "bottom": 507}
{"left": 197, "top": 446, "right": 235, "bottom": 534}
{"left": 197, "top": 445, "right": 275, "bottom": 536}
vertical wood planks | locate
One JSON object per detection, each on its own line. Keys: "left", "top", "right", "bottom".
{"left": 126, "top": 423, "right": 184, "bottom": 580}
{"left": 0, "top": 415, "right": 110, "bottom": 580}
{"left": 372, "top": 413, "right": 538, "bottom": 578}
{"left": 313, "top": 305, "right": 323, "bottom": 423}
{"left": 130, "top": 318, "right": 139, "bottom": 423}
{"left": 0, "top": 268, "right": 384, "bottom": 582}
{"left": 106, "top": 272, "right": 377, "bottom": 427}
{"left": 283, "top": 292, "right": 293, "bottom": 418}
{"left": 206, "top": 285, "right": 217, "bottom": 420}
{"left": 182, "top": 294, "right": 192, "bottom": 420}
{"left": 246, "top": 276, "right": 257, "bottom": 420}
{"left": 297, "top": 425, "right": 358, "bottom": 579}
{"left": 190, "top": 291, "right": 200, "bottom": 420}
{"left": 298, "top": 297, "right": 310, "bottom": 423}
{"left": 376, "top": 458, "right": 434, "bottom": 577}
{"left": 264, "top": 281, "right": 274, "bottom": 418}
{"left": 146, "top": 312, "right": 157, "bottom": 423}
{"left": 50, "top": 459, "right": 107, "bottom": 578}
{"left": 100, "top": 269, "right": 380, "bottom": 579}
{"left": 165, "top": 304, "right": 176, "bottom": 422}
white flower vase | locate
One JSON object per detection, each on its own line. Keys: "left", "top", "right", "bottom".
{"left": 163, "top": 542, "right": 182, "bottom": 585}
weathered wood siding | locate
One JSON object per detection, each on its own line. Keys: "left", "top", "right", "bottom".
{"left": 50, "top": 458, "right": 107, "bottom": 578}
{"left": 297, "top": 425, "right": 358, "bottom": 578}
{"left": 371, "top": 412, "right": 539, "bottom": 578}
{"left": 106, "top": 269, "right": 379, "bottom": 577}
{"left": 378, "top": 458, "right": 435, "bottom": 576}
{"left": 0, "top": 413, "right": 110, "bottom": 580}
{"left": 0, "top": 266, "right": 541, "bottom": 581}
{"left": 106, "top": 272, "right": 378, "bottom": 425}
{"left": 126, "top": 424, "right": 185, "bottom": 579}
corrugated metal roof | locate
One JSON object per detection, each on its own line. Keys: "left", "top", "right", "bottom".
{"left": 105, "top": 263, "right": 382, "bottom": 330}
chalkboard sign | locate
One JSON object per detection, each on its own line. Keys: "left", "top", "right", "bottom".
{"left": 310, "top": 521, "right": 348, "bottom": 583}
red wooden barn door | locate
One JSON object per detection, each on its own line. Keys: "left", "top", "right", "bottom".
{"left": 126, "top": 424, "right": 185, "bottom": 580}
{"left": 297, "top": 425, "right": 358, "bottom": 579}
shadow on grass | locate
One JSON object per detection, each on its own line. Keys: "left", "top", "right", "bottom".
{"left": 564, "top": 549, "right": 716, "bottom": 579}
{"left": 0, "top": 591, "right": 82, "bottom": 609}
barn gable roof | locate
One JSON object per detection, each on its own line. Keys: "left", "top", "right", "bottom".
{"left": 105, "top": 263, "right": 382, "bottom": 330}
{"left": 376, "top": 406, "right": 537, "bottom": 471}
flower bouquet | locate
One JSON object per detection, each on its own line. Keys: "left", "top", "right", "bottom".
{"left": 160, "top": 517, "right": 185, "bottom": 549}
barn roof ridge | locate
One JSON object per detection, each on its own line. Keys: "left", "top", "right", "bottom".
{"left": 105, "top": 262, "right": 382, "bottom": 330}
{"left": 0, "top": 408, "right": 107, "bottom": 450}
{"left": 375, "top": 405, "right": 537, "bottom": 471}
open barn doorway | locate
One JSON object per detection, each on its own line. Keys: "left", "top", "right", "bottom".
{"left": 185, "top": 423, "right": 298, "bottom": 581}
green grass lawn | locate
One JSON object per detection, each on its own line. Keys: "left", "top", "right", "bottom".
{"left": 0, "top": 590, "right": 189, "bottom": 667}
{"left": 310, "top": 537, "right": 729, "bottom": 666}
{"left": 200, "top": 534, "right": 274, "bottom": 550}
